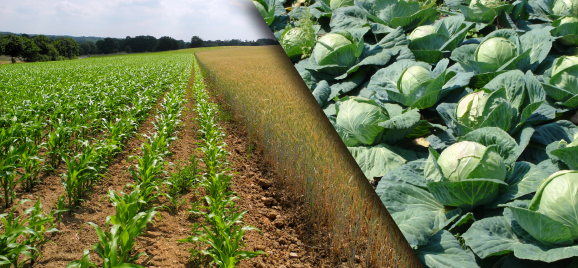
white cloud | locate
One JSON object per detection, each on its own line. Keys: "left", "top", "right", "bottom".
{"left": 0, "top": 0, "right": 274, "bottom": 41}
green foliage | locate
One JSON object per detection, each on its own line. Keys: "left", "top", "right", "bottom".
{"left": 179, "top": 57, "right": 263, "bottom": 267}
{"left": 0, "top": 199, "right": 58, "bottom": 267}
{"left": 255, "top": 0, "right": 578, "bottom": 265}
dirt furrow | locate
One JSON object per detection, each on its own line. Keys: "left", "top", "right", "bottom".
{"left": 204, "top": 79, "right": 334, "bottom": 268}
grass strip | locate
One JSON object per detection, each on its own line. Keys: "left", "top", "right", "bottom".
{"left": 195, "top": 46, "right": 422, "bottom": 267}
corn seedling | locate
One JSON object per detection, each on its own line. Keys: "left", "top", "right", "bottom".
{"left": 52, "top": 194, "right": 69, "bottom": 227}
{"left": 86, "top": 210, "right": 156, "bottom": 268}
{"left": 20, "top": 140, "right": 44, "bottom": 191}
{"left": 0, "top": 143, "right": 26, "bottom": 207}
{"left": 0, "top": 199, "right": 58, "bottom": 267}
{"left": 61, "top": 148, "right": 99, "bottom": 209}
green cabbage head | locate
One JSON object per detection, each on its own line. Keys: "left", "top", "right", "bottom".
{"left": 334, "top": 96, "right": 389, "bottom": 146}
{"left": 559, "top": 16, "right": 578, "bottom": 36}
{"left": 552, "top": 0, "right": 577, "bottom": 16}
{"left": 456, "top": 89, "right": 514, "bottom": 133}
{"left": 551, "top": 56, "right": 578, "bottom": 94}
{"left": 311, "top": 33, "right": 357, "bottom": 67}
{"left": 399, "top": 65, "right": 434, "bottom": 97}
{"left": 408, "top": 25, "right": 437, "bottom": 41}
{"left": 407, "top": 25, "right": 450, "bottom": 50}
{"left": 551, "top": 131, "right": 578, "bottom": 169}
{"left": 281, "top": 27, "right": 311, "bottom": 60}
{"left": 553, "top": 16, "right": 578, "bottom": 46}
{"left": 425, "top": 140, "right": 509, "bottom": 210}
{"left": 471, "top": 0, "right": 503, "bottom": 7}
{"left": 436, "top": 141, "right": 507, "bottom": 182}
{"left": 475, "top": 37, "right": 518, "bottom": 69}
{"left": 509, "top": 170, "right": 578, "bottom": 247}
{"left": 542, "top": 55, "right": 578, "bottom": 107}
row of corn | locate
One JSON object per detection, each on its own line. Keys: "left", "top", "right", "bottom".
{"left": 0, "top": 56, "right": 187, "bottom": 210}
{"left": 177, "top": 56, "right": 264, "bottom": 267}
{"left": 0, "top": 62, "right": 188, "bottom": 268}
{"left": 65, "top": 60, "right": 192, "bottom": 267}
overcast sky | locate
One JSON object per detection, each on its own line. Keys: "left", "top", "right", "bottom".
{"left": 0, "top": 0, "right": 275, "bottom": 41}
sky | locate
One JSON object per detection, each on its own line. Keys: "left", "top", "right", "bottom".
{"left": 0, "top": 0, "right": 275, "bottom": 41}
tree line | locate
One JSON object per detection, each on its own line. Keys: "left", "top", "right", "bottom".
{"left": 0, "top": 33, "right": 279, "bottom": 63}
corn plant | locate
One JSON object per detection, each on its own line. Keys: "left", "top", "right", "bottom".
{"left": 21, "top": 117, "right": 45, "bottom": 146}
{"left": 46, "top": 124, "right": 72, "bottom": 169}
{"left": 0, "top": 124, "right": 22, "bottom": 156}
{"left": 61, "top": 148, "right": 98, "bottom": 209}
{"left": 141, "top": 133, "right": 174, "bottom": 158}
{"left": 180, "top": 57, "right": 263, "bottom": 267}
{"left": 164, "top": 154, "right": 200, "bottom": 196}
{"left": 128, "top": 144, "right": 165, "bottom": 185}
{"left": 106, "top": 186, "right": 155, "bottom": 228}
{"left": 84, "top": 210, "right": 156, "bottom": 268}
{"left": 20, "top": 140, "right": 44, "bottom": 191}
{"left": 0, "top": 199, "right": 58, "bottom": 267}
{"left": 52, "top": 194, "right": 69, "bottom": 227}
{"left": 179, "top": 211, "right": 264, "bottom": 268}
{"left": 0, "top": 143, "right": 26, "bottom": 207}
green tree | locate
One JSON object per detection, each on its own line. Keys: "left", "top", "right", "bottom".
{"left": 21, "top": 37, "right": 40, "bottom": 62}
{"left": 190, "top": 36, "right": 204, "bottom": 48}
{"left": 52, "top": 37, "right": 79, "bottom": 59}
{"left": 32, "top": 35, "right": 59, "bottom": 61}
{"left": 1, "top": 34, "right": 24, "bottom": 63}
{"left": 96, "top": 38, "right": 120, "bottom": 54}
{"left": 155, "top": 36, "right": 179, "bottom": 51}
{"left": 78, "top": 41, "right": 97, "bottom": 55}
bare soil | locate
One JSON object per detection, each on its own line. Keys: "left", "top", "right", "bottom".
{"left": 209, "top": 90, "right": 334, "bottom": 268}
{"left": 7, "top": 69, "right": 333, "bottom": 267}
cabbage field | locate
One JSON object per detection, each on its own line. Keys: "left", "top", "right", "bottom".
{"left": 254, "top": 0, "right": 578, "bottom": 267}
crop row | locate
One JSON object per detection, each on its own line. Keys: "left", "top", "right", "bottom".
{"left": 68, "top": 55, "right": 192, "bottom": 267}
{"left": 177, "top": 56, "right": 264, "bottom": 267}
{"left": 0, "top": 53, "right": 194, "bottom": 267}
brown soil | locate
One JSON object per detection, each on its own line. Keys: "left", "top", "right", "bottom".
{"left": 7, "top": 67, "right": 332, "bottom": 267}
{"left": 209, "top": 91, "right": 334, "bottom": 268}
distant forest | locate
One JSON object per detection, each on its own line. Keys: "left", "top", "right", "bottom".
{"left": 0, "top": 32, "right": 279, "bottom": 63}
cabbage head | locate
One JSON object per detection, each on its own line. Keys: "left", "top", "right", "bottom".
{"left": 552, "top": 0, "right": 577, "bottom": 16}
{"left": 408, "top": 25, "right": 449, "bottom": 50}
{"left": 526, "top": 0, "right": 578, "bottom": 21}
{"left": 475, "top": 37, "right": 518, "bottom": 70}
{"left": 436, "top": 141, "right": 507, "bottom": 182}
{"left": 424, "top": 135, "right": 509, "bottom": 211}
{"left": 450, "top": 28, "right": 553, "bottom": 75}
{"left": 552, "top": 16, "right": 578, "bottom": 46}
{"left": 459, "top": 0, "right": 514, "bottom": 30}
{"left": 312, "top": 33, "right": 353, "bottom": 65}
{"left": 309, "top": 31, "right": 363, "bottom": 77}
{"left": 368, "top": 58, "right": 473, "bottom": 109}
{"left": 425, "top": 139, "right": 509, "bottom": 210}
{"left": 333, "top": 96, "right": 389, "bottom": 146}
{"left": 509, "top": 170, "right": 578, "bottom": 247}
{"left": 281, "top": 27, "right": 314, "bottom": 60}
{"left": 399, "top": 65, "right": 434, "bottom": 97}
{"left": 406, "top": 16, "right": 475, "bottom": 64}
{"left": 551, "top": 55, "right": 578, "bottom": 93}
{"left": 456, "top": 89, "right": 514, "bottom": 133}
{"left": 542, "top": 56, "right": 578, "bottom": 107}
